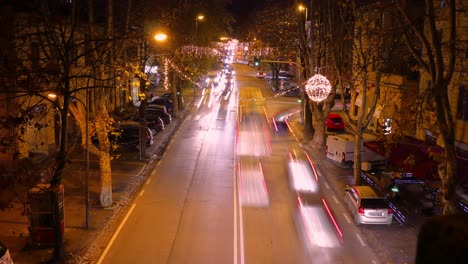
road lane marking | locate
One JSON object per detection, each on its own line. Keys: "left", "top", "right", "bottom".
{"left": 332, "top": 195, "right": 339, "bottom": 204}
{"left": 343, "top": 213, "right": 351, "bottom": 224}
{"left": 97, "top": 203, "right": 137, "bottom": 264}
{"left": 324, "top": 182, "right": 330, "bottom": 189}
{"left": 139, "top": 190, "right": 144, "bottom": 197}
{"left": 371, "top": 260, "right": 377, "bottom": 264}
{"left": 355, "top": 233, "right": 366, "bottom": 246}
{"left": 186, "top": 114, "right": 192, "bottom": 120}
{"left": 195, "top": 114, "right": 201, "bottom": 120}
{"left": 145, "top": 178, "right": 151, "bottom": 185}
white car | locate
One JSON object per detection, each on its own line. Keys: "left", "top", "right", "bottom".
{"left": 344, "top": 185, "right": 393, "bottom": 225}
{"left": 256, "top": 71, "right": 266, "bottom": 78}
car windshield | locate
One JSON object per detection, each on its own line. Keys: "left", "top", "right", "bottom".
{"left": 361, "top": 198, "right": 388, "bottom": 209}
{"left": 330, "top": 118, "right": 342, "bottom": 122}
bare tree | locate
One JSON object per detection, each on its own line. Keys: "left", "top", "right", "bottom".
{"left": 395, "top": 0, "right": 465, "bottom": 214}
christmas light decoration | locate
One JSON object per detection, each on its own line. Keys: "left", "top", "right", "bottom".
{"left": 305, "top": 74, "right": 331, "bottom": 102}
{"left": 163, "top": 58, "right": 169, "bottom": 91}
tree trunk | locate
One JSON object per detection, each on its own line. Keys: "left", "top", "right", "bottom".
{"left": 311, "top": 110, "right": 326, "bottom": 147}
{"left": 94, "top": 103, "right": 114, "bottom": 207}
{"left": 353, "top": 132, "right": 363, "bottom": 185}
{"left": 99, "top": 150, "right": 113, "bottom": 207}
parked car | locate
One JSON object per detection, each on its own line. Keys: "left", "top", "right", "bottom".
{"left": 326, "top": 113, "right": 345, "bottom": 130}
{"left": 116, "top": 121, "right": 154, "bottom": 147}
{"left": 147, "top": 104, "right": 168, "bottom": 114}
{"left": 150, "top": 98, "right": 173, "bottom": 112}
{"left": 146, "top": 108, "right": 172, "bottom": 125}
{"left": 344, "top": 185, "right": 393, "bottom": 225}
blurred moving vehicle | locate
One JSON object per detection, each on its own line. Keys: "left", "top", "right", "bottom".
{"left": 344, "top": 185, "right": 393, "bottom": 225}
{"left": 326, "top": 113, "right": 345, "bottom": 130}
{"left": 287, "top": 147, "right": 318, "bottom": 193}
{"left": 295, "top": 191, "right": 343, "bottom": 248}
{"left": 289, "top": 149, "right": 342, "bottom": 248}
{"left": 256, "top": 70, "right": 266, "bottom": 78}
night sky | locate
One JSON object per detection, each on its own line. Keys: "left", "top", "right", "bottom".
{"left": 228, "top": 0, "right": 268, "bottom": 39}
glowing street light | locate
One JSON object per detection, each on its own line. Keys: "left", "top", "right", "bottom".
{"left": 195, "top": 14, "right": 205, "bottom": 35}
{"left": 298, "top": 4, "right": 308, "bottom": 19}
{"left": 154, "top": 33, "right": 168, "bottom": 42}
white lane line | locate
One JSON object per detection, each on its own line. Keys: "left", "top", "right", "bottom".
{"left": 145, "top": 178, "right": 151, "bottom": 185}
{"left": 343, "top": 213, "right": 351, "bottom": 224}
{"left": 97, "top": 203, "right": 137, "bottom": 264}
{"left": 233, "top": 160, "right": 238, "bottom": 264}
{"left": 324, "top": 182, "right": 330, "bottom": 189}
{"left": 355, "top": 233, "right": 366, "bottom": 246}
{"left": 139, "top": 190, "right": 144, "bottom": 197}
{"left": 239, "top": 175, "right": 245, "bottom": 264}
{"left": 186, "top": 114, "right": 192, "bottom": 120}
{"left": 332, "top": 195, "right": 339, "bottom": 204}
{"left": 195, "top": 114, "right": 201, "bottom": 120}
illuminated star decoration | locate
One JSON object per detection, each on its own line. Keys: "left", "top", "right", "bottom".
{"left": 305, "top": 74, "right": 331, "bottom": 102}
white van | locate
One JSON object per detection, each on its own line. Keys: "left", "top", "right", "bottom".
{"left": 325, "top": 133, "right": 385, "bottom": 166}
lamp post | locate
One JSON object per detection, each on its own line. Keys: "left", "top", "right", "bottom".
{"left": 47, "top": 92, "right": 90, "bottom": 228}
{"left": 298, "top": 3, "right": 308, "bottom": 125}
{"left": 195, "top": 15, "right": 204, "bottom": 36}
{"left": 195, "top": 15, "right": 204, "bottom": 56}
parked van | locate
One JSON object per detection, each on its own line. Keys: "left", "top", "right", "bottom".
{"left": 325, "top": 133, "right": 385, "bottom": 166}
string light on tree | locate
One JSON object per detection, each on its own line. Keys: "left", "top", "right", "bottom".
{"left": 305, "top": 74, "right": 331, "bottom": 102}
{"left": 163, "top": 58, "right": 169, "bottom": 91}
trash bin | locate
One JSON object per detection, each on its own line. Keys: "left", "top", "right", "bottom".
{"left": 0, "top": 241, "right": 14, "bottom": 264}
{"left": 27, "top": 184, "right": 64, "bottom": 246}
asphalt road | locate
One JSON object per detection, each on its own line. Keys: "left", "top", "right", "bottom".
{"left": 96, "top": 63, "right": 417, "bottom": 264}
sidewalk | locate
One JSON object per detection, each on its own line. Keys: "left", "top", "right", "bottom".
{"left": 0, "top": 90, "right": 195, "bottom": 264}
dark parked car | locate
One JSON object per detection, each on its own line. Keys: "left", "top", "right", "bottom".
{"left": 128, "top": 115, "right": 164, "bottom": 134}
{"left": 147, "top": 104, "right": 168, "bottom": 113}
{"left": 117, "top": 121, "right": 154, "bottom": 147}
{"left": 150, "top": 98, "right": 173, "bottom": 112}
{"left": 146, "top": 108, "right": 172, "bottom": 125}
{"left": 92, "top": 121, "right": 154, "bottom": 148}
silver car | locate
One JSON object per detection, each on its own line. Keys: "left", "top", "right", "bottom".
{"left": 344, "top": 186, "right": 393, "bottom": 225}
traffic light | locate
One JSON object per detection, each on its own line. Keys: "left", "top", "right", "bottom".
{"left": 254, "top": 57, "right": 260, "bottom": 66}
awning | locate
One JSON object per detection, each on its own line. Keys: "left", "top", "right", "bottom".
{"left": 364, "top": 136, "right": 443, "bottom": 180}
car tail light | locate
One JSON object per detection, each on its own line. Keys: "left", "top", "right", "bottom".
{"left": 358, "top": 207, "right": 364, "bottom": 214}
{"left": 388, "top": 208, "right": 393, "bottom": 214}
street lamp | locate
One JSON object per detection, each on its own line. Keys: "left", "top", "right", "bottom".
{"left": 195, "top": 15, "right": 205, "bottom": 35}
{"left": 48, "top": 92, "right": 90, "bottom": 229}
{"left": 154, "top": 33, "right": 167, "bottom": 42}
{"left": 195, "top": 15, "right": 205, "bottom": 56}
{"left": 298, "top": 4, "right": 308, "bottom": 20}
{"left": 297, "top": 3, "right": 308, "bottom": 125}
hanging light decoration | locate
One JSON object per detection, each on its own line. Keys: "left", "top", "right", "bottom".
{"left": 305, "top": 74, "right": 331, "bottom": 102}
{"left": 163, "top": 58, "right": 169, "bottom": 91}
